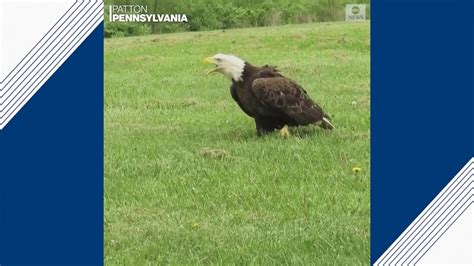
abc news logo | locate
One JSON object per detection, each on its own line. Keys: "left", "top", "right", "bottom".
{"left": 346, "top": 4, "right": 366, "bottom": 21}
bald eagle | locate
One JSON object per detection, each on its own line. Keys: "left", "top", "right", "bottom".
{"left": 203, "top": 54, "right": 333, "bottom": 136}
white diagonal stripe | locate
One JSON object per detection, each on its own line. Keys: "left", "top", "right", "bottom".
{"left": 1, "top": 1, "right": 98, "bottom": 102}
{"left": 375, "top": 158, "right": 474, "bottom": 265}
{"left": 0, "top": 0, "right": 103, "bottom": 129}
{"left": 0, "top": 0, "right": 81, "bottom": 89}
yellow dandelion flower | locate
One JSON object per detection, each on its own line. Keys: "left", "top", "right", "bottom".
{"left": 352, "top": 166, "right": 362, "bottom": 173}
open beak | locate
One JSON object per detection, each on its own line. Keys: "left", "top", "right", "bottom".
{"left": 203, "top": 57, "right": 218, "bottom": 75}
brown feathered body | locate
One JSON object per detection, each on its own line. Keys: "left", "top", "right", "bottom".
{"left": 230, "top": 63, "right": 333, "bottom": 135}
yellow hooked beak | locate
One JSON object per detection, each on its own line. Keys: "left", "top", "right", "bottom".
{"left": 203, "top": 56, "right": 219, "bottom": 75}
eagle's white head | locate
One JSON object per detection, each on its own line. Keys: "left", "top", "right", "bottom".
{"left": 203, "top": 53, "right": 245, "bottom": 82}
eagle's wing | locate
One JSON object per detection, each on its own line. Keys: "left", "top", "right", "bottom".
{"left": 251, "top": 77, "right": 330, "bottom": 127}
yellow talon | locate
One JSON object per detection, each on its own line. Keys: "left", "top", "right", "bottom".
{"left": 279, "top": 125, "right": 290, "bottom": 138}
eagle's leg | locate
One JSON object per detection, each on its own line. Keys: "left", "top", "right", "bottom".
{"left": 279, "top": 125, "right": 290, "bottom": 138}
{"left": 255, "top": 117, "right": 284, "bottom": 136}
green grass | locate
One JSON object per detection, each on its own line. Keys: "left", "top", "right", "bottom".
{"left": 105, "top": 21, "right": 370, "bottom": 265}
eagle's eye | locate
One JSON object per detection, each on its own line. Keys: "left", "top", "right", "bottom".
{"left": 216, "top": 58, "right": 222, "bottom": 63}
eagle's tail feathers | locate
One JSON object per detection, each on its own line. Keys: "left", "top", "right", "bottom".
{"left": 320, "top": 117, "right": 334, "bottom": 130}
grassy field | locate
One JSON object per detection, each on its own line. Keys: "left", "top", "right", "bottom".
{"left": 105, "top": 21, "right": 370, "bottom": 265}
